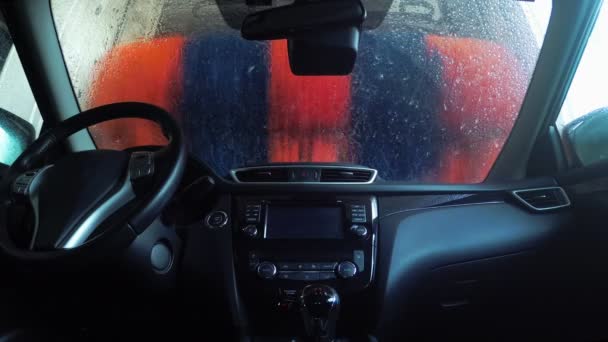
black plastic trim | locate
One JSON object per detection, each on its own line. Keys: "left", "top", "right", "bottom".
{"left": 374, "top": 201, "right": 571, "bottom": 340}
{"left": 216, "top": 177, "right": 558, "bottom": 195}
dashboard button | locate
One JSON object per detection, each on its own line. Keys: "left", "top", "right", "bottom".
{"left": 205, "top": 211, "right": 229, "bottom": 229}
{"left": 276, "top": 263, "right": 324, "bottom": 271}
{"left": 277, "top": 272, "right": 292, "bottom": 280}
{"left": 249, "top": 261, "right": 259, "bottom": 271}
{"left": 297, "top": 272, "right": 319, "bottom": 281}
{"left": 248, "top": 251, "right": 260, "bottom": 270}
{"left": 277, "top": 262, "right": 295, "bottom": 271}
{"left": 319, "top": 262, "right": 338, "bottom": 271}
{"left": 318, "top": 272, "right": 336, "bottom": 280}
{"left": 303, "top": 263, "right": 320, "bottom": 271}
{"left": 353, "top": 250, "right": 365, "bottom": 272}
{"left": 242, "top": 225, "right": 259, "bottom": 238}
{"left": 277, "top": 271, "right": 319, "bottom": 281}
{"left": 245, "top": 217, "right": 259, "bottom": 223}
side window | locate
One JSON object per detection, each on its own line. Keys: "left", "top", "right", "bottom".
{"left": 0, "top": 13, "right": 44, "bottom": 166}
{"left": 556, "top": 3, "right": 608, "bottom": 167}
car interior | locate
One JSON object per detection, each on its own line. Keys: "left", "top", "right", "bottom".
{"left": 0, "top": 0, "right": 608, "bottom": 340}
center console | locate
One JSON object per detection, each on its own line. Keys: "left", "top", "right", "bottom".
{"left": 234, "top": 195, "right": 376, "bottom": 290}
{"left": 232, "top": 195, "right": 378, "bottom": 338}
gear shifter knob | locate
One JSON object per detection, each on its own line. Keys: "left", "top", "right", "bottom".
{"left": 300, "top": 284, "right": 340, "bottom": 341}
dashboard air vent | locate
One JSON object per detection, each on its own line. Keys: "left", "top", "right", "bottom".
{"left": 234, "top": 168, "right": 289, "bottom": 183}
{"left": 320, "top": 168, "right": 376, "bottom": 183}
{"left": 512, "top": 187, "right": 571, "bottom": 211}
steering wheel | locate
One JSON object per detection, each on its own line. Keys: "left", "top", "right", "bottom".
{"left": 0, "top": 102, "right": 186, "bottom": 269}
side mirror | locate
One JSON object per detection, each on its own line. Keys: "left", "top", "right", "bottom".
{"left": 0, "top": 107, "right": 35, "bottom": 166}
{"left": 562, "top": 107, "right": 608, "bottom": 167}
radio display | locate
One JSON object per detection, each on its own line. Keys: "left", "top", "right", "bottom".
{"left": 265, "top": 205, "right": 344, "bottom": 239}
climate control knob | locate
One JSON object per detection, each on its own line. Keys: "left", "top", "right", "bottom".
{"left": 350, "top": 224, "right": 368, "bottom": 239}
{"left": 336, "top": 261, "right": 357, "bottom": 279}
{"left": 242, "top": 225, "right": 259, "bottom": 238}
{"left": 257, "top": 262, "right": 277, "bottom": 280}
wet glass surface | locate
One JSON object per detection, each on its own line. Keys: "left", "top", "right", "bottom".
{"left": 52, "top": 0, "right": 552, "bottom": 182}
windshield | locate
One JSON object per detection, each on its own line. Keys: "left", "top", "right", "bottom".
{"left": 52, "top": 0, "right": 552, "bottom": 183}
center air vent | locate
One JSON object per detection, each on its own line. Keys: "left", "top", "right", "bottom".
{"left": 320, "top": 168, "right": 376, "bottom": 183}
{"left": 233, "top": 168, "right": 289, "bottom": 183}
{"left": 231, "top": 166, "right": 377, "bottom": 183}
{"left": 512, "top": 187, "right": 571, "bottom": 211}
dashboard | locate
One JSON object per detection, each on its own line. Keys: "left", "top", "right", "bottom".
{"left": 170, "top": 162, "right": 576, "bottom": 340}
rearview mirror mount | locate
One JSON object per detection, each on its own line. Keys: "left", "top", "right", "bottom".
{"left": 241, "top": 0, "right": 366, "bottom": 75}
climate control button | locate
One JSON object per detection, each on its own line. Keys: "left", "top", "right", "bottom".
{"left": 350, "top": 224, "right": 368, "bottom": 239}
{"left": 257, "top": 262, "right": 277, "bottom": 280}
{"left": 242, "top": 225, "right": 259, "bottom": 238}
{"left": 336, "top": 261, "right": 357, "bottom": 279}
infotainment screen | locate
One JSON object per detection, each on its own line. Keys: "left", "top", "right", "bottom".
{"left": 265, "top": 205, "right": 344, "bottom": 239}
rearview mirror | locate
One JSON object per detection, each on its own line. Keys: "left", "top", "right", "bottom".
{"left": 562, "top": 107, "right": 608, "bottom": 167}
{"left": 0, "top": 107, "right": 35, "bottom": 165}
{"left": 241, "top": 0, "right": 366, "bottom": 75}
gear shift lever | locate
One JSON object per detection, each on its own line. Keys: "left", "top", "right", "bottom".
{"left": 299, "top": 284, "right": 340, "bottom": 342}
